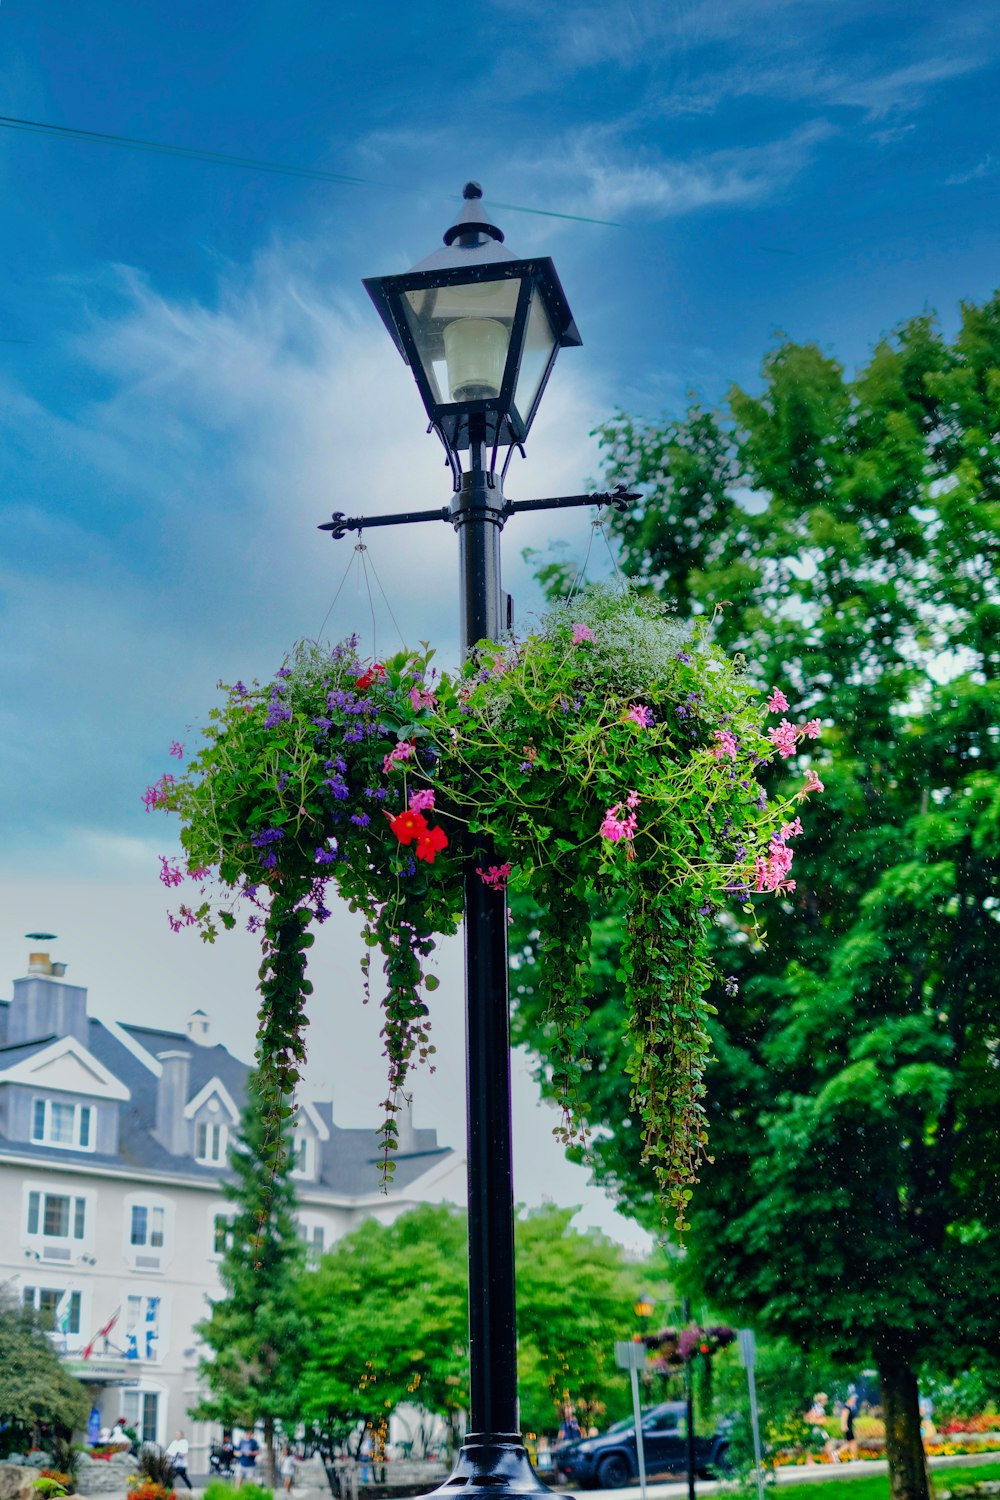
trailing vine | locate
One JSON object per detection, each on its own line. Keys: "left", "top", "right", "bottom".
{"left": 150, "top": 588, "right": 826, "bottom": 1225}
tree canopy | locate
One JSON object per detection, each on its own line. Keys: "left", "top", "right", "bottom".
{"left": 195, "top": 1073, "right": 306, "bottom": 1476}
{"left": 512, "top": 292, "right": 1000, "bottom": 1500}
{"left": 0, "top": 1292, "right": 89, "bottom": 1441}
{"left": 297, "top": 1202, "right": 665, "bottom": 1440}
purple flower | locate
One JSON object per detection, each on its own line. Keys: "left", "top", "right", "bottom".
{"left": 233, "top": 681, "right": 248, "bottom": 697}
{"left": 276, "top": 666, "right": 292, "bottom": 679}
{"left": 312, "top": 716, "right": 333, "bottom": 731}
{"left": 343, "top": 726, "right": 364, "bottom": 743}
{"left": 724, "top": 975, "right": 739, "bottom": 997}
{"left": 251, "top": 828, "right": 285, "bottom": 847}
{"left": 350, "top": 812, "right": 371, "bottom": 828}
{"left": 277, "top": 772, "right": 290, "bottom": 792}
{"left": 265, "top": 702, "right": 292, "bottom": 728}
{"left": 314, "top": 846, "right": 338, "bottom": 865}
{"left": 260, "top": 852, "right": 278, "bottom": 869}
{"left": 676, "top": 650, "right": 692, "bottom": 664}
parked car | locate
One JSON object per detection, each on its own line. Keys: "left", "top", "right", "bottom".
{"left": 553, "top": 1402, "right": 731, "bottom": 1489}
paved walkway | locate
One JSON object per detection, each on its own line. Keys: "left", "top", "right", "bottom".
{"left": 79, "top": 1449, "right": 1000, "bottom": 1500}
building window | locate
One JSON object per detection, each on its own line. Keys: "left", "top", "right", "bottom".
{"left": 290, "top": 1133, "right": 315, "bottom": 1178}
{"left": 130, "top": 1205, "right": 166, "bottom": 1249}
{"left": 22, "top": 1286, "right": 81, "bottom": 1335}
{"left": 296, "top": 1220, "right": 325, "bottom": 1264}
{"left": 124, "top": 1295, "right": 162, "bottom": 1363}
{"left": 121, "top": 1390, "right": 160, "bottom": 1446}
{"left": 195, "top": 1121, "right": 227, "bottom": 1164}
{"left": 212, "top": 1214, "right": 233, "bottom": 1256}
{"left": 27, "top": 1191, "right": 87, "bottom": 1244}
{"left": 31, "top": 1099, "right": 94, "bottom": 1151}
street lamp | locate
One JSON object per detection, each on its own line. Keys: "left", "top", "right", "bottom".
{"left": 323, "top": 183, "right": 636, "bottom": 1500}
{"left": 363, "top": 181, "right": 580, "bottom": 467}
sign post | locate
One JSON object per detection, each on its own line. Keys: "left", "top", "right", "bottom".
{"left": 737, "top": 1329, "right": 766, "bottom": 1500}
{"left": 614, "top": 1341, "right": 649, "bottom": 1500}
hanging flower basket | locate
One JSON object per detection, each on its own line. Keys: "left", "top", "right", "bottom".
{"left": 149, "top": 588, "right": 823, "bottom": 1223}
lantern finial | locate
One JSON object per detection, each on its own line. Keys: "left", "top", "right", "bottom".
{"left": 443, "top": 183, "right": 505, "bottom": 247}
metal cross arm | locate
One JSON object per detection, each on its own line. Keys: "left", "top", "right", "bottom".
{"left": 318, "top": 482, "right": 639, "bottom": 540}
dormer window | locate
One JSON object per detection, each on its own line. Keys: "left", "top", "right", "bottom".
{"left": 291, "top": 1131, "right": 316, "bottom": 1178}
{"left": 195, "top": 1121, "right": 228, "bottom": 1165}
{"left": 32, "top": 1098, "right": 94, "bottom": 1151}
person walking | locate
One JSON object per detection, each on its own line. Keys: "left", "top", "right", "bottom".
{"left": 235, "top": 1431, "right": 260, "bottom": 1487}
{"left": 839, "top": 1393, "right": 860, "bottom": 1461}
{"left": 166, "top": 1431, "right": 192, "bottom": 1490}
{"left": 279, "top": 1446, "right": 297, "bottom": 1493}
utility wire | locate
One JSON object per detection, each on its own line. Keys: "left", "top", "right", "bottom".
{"left": 0, "top": 113, "right": 622, "bottom": 228}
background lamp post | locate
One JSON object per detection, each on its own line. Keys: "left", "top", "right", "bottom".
{"left": 322, "top": 184, "right": 636, "bottom": 1499}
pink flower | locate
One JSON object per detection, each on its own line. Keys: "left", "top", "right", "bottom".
{"left": 600, "top": 802, "right": 638, "bottom": 843}
{"left": 169, "top": 740, "right": 185, "bottom": 759}
{"left": 711, "top": 729, "right": 739, "bottom": 761}
{"left": 571, "top": 623, "right": 596, "bottom": 645}
{"left": 801, "top": 718, "right": 822, "bottom": 740}
{"left": 142, "top": 773, "right": 175, "bottom": 812}
{"left": 767, "top": 719, "right": 799, "bottom": 759}
{"left": 627, "top": 704, "right": 654, "bottom": 728}
{"left": 766, "top": 688, "right": 789, "bottom": 713}
{"left": 625, "top": 790, "right": 640, "bottom": 808}
{"left": 409, "top": 686, "right": 437, "bottom": 712}
{"left": 800, "top": 768, "right": 825, "bottom": 796}
{"left": 780, "top": 818, "right": 804, "bottom": 839}
{"left": 190, "top": 865, "right": 211, "bottom": 881}
{"left": 408, "top": 789, "right": 435, "bottom": 813}
{"left": 477, "top": 863, "right": 512, "bottom": 890}
{"left": 753, "top": 834, "right": 796, "bottom": 894}
{"left": 382, "top": 740, "right": 415, "bottom": 774}
{"left": 158, "top": 856, "right": 184, "bottom": 889}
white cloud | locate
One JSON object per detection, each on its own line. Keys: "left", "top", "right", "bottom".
{"left": 524, "top": 120, "right": 835, "bottom": 223}
{"left": 1, "top": 235, "right": 610, "bottom": 862}
{"left": 946, "top": 154, "right": 1000, "bottom": 187}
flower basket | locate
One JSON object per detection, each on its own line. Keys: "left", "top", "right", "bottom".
{"left": 152, "top": 588, "right": 823, "bottom": 1222}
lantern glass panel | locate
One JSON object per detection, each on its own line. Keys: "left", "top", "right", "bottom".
{"left": 512, "top": 291, "right": 557, "bottom": 421}
{"left": 402, "top": 277, "right": 522, "bottom": 404}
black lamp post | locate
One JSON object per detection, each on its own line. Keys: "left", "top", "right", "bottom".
{"left": 322, "top": 183, "right": 636, "bottom": 1499}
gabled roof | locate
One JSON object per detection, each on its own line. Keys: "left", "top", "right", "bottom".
{"left": 0, "top": 999, "right": 456, "bottom": 1200}
{"left": 0, "top": 1034, "right": 131, "bottom": 1101}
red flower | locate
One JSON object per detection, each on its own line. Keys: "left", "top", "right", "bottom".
{"left": 355, "top": 663, "right": 386, "bottom": 690}
{"left": 415, "top": 824, "right": 449, "bottom": 863}
{"left": 389, "top": 810, "right": 429, "bottom": 845}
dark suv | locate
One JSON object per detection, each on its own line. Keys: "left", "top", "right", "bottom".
{"left": 553, "top": 1402, "right": 730, "bottom": 1489}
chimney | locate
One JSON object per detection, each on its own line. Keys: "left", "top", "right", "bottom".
{"left": 153, "top": 1051, "right": 192, "bottom": 1156}
{"left": 396, "top": 1092, "right": 417, "bottom": 1154}
{"left": 185, "top": 1009, "right": 212, "bottom": 1047}
{"left": 9, "top": 934, "right": 87, "bottom": 1047}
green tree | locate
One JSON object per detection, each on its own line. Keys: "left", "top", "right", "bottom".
{"left": 297, "top": 1203, "right": 469, "bottom": 1451}
{"left": 297, "top": 1202, "right": 660, "bottom": 1443}
{"left": 0, "top": 1291, "right": 89, "bottom": 1447}
{"left": 512, "top": 293, "right": 1000, "bottom": 1500}
{"left": 195, "top": 1073, "right": 306, "bottom": 1482}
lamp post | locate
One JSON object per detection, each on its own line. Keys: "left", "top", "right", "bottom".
{"left": 322, "top": 183, "right": 636, "bottom": 1498}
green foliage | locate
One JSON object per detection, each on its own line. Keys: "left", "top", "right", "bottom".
{"left": 297, "top": 1202, "right": 657, "bottom": 1438}
{"left": 156, "top": 592, "right": 808, "bottom": 1224}
{"left": 204, "top": 1484, "right": 271, "bottom": 1500}
{"left": 0, "top": 1292, "right": 89, "bottom": 1437}
{"left": 32, "top": 1479, "right": 69, "bottom": 1499}
{"left": 517, "top": 293, "right": 1000, "bottom": 1500}
{"left": 194, "top": 1073, "right": 306, "bottom": 1443}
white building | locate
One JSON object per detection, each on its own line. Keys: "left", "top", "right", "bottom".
{"left": 0, "top": 941, "right": 464, "bottom": 1464}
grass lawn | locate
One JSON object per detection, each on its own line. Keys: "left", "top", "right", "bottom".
{"left": 775, "top": 1463, "right": 1000, "bottom": 1500}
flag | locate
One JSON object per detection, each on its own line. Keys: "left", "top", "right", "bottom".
{"left": 54, "top": 1290, "right": 74, "bottom": 1335}
{"left": 82, "top": 1307, "right": 120, "bottom": 1360}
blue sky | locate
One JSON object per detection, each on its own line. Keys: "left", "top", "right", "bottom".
{"left": 1, "top": 0, "right": 997, "bottom": 1241}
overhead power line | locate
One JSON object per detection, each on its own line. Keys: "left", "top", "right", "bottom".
{"left": 0, "top": 113, "right": 621, "bottom": 228}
